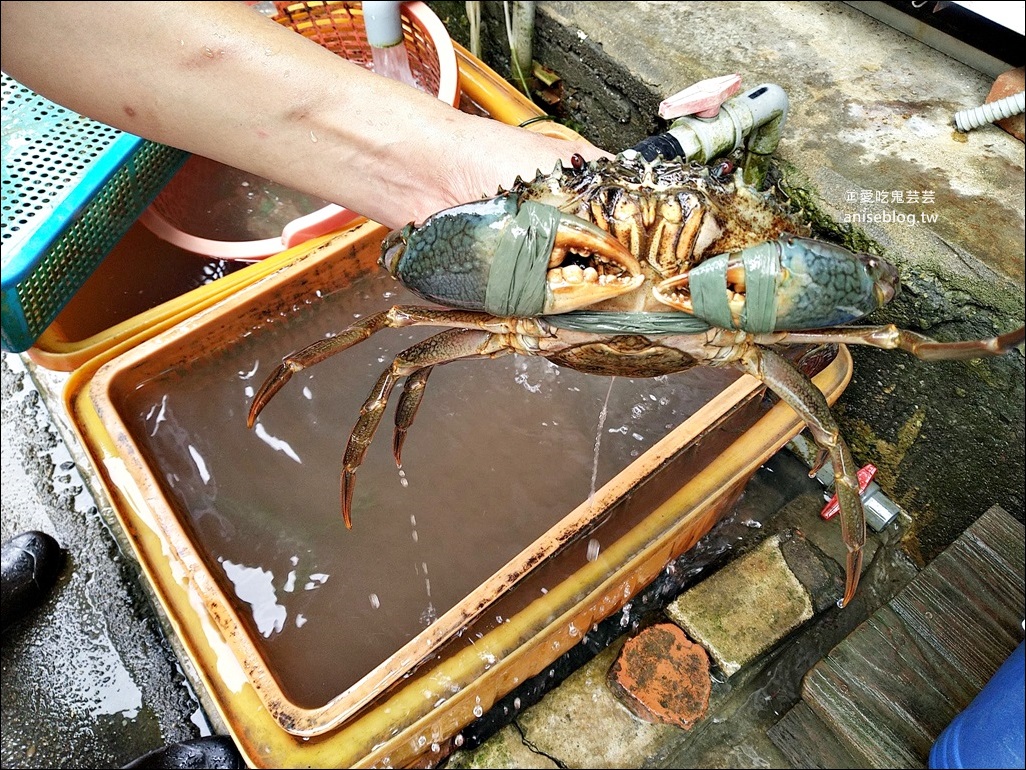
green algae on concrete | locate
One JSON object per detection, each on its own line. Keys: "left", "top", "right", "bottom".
{"left": 514, "top": 644, "right": 678, "bottom": 769}
{"left": 665, "top": 535, "right": 814, "bottom": 677}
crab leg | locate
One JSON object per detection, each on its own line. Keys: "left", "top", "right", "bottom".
{"left": 340, "top": 328, "right": 514, "bottom": 528}
{"left": 392, "top": 367, "right": 432, "bottom": 465}
{"left": 738, "top": 346, "right": 865, "bottom": 608}
{"left": 247, "top": 306, "right": 529, "bottom": 427}
{"left": 752, "top": 323, "right": 1025, "bottom": 360}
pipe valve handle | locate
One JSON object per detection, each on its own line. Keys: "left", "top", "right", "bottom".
{"left": 659, "top": 74, "right": 743, "bottom": 119}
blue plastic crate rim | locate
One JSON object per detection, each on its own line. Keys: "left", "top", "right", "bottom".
{"left": 2, "top": 72, "right": 189, "bottom": 353}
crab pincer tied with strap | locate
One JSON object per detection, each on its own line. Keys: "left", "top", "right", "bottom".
{"left": 248, "top": 150, "right": 1025, "bottom": 609}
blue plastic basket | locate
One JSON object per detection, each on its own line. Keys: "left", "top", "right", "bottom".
{"left": 2, "top": 73, "right": 189, "bottom": 353}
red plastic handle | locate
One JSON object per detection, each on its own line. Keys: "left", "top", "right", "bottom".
{"left": 820, "top": 464, "right": 878, "bottom": 520}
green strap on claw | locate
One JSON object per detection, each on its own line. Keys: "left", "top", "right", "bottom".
{"left": 485, "top": 200, "right": 560, "bottom": 317}
{"left": 483, "top": 198, "right": 785, "bottom": 333}
{"left": 738, "top": 240, "right": 780, "bottom": 333}
{"left": 688, "top": 256, "right": 733, "bottom": 330}
{"left": 690, "top": 238, "right": 782, "bottom": 333}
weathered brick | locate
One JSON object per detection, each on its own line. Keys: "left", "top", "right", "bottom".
{"left": 665, "top": 534, "right": 814, "bottom": 677}
{"left": 607, "top": 623, "right": 712, "bottom": 730}
{"left": 987, "top": 67, "right": 1025, "bottom": 141}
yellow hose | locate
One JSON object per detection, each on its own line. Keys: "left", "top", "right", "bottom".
{"left": 454, "top": 41, "right": 586, "bottom": 141}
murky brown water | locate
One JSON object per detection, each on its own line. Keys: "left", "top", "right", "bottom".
{"left": 117, "top": 269, "right": 740, "bottom": 707}
{"left": 151, "top": 156, "right": 333, "bottom": 241}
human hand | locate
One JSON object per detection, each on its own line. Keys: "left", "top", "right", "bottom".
{"left": 388, "top": 111, "right": 613, "bottom": 229}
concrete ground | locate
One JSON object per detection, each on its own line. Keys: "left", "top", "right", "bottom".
{"left": 2, "top": 2, "right": 1023, "bottom": 768}
{"left": 1, "top": 354, "right": 218, "bottom": 769}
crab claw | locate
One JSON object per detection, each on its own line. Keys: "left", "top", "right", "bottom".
{"left": 381, "top": 194, "right": 642, "bottom": 317}
{"left": 544, "top": 213, "right": 644, "bottom": 313}
{"left": 654, "top": 234, "right": 900, "bottom": 332}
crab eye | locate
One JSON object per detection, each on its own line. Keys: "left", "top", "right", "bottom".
{"left": 570, "top": 153, "right": 586, "bottom": 170}
{"left": 711, "top": 159, "right": 735, "bottom": 179}
{"left": 380, "top": 225, "right": 413, "bottom": 277}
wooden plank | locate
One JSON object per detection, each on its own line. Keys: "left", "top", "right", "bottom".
{"left": 803, "top": 661, "right": 917, "bottom": 768}
{"left": 798, "top": 506, "right": 1025, "bottom": 769}
{"left": 892, "top": 572, "right": 1022, "bottom": 692}
{"left": 966, "top": 504, "right": 1026, "bottom": 573}
{"left": 891, "top": 510, "right": 1024, "bottom": 693}
{"left": 805, "top": 605, "right": 972, "bottom": 766}
{"left": 768, "top": 702, "right": 864, "bottom": 769}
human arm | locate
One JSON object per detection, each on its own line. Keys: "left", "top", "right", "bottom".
{"left": 0, "top": 1, "right": 609, "bottom": 230}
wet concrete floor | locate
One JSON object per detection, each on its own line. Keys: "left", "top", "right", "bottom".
{"left": 1, "top": 353, "right": 214, "bottom": 769}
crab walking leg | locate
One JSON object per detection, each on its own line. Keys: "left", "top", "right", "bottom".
{"left": 247, "top": 306, "right": 531, "bottom": 426}
{"left": 392, "top": 367, "right": 433, "bottom": 465}
{"left": 752, "top": 324, "right": 1025, "bottom": 361}
{"left": 738, "top": 346, "right": 865, "bottom": 608}
{"left": 341, "top": 328, "right": 514, "bottom": 528}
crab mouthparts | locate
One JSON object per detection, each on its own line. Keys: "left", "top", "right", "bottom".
{"left": 544, "top": 215, "right": 644, "bottom": 313}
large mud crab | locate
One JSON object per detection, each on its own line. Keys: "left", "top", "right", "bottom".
{"left": 247, "top": 152, "right": 1024, "bottom": 608}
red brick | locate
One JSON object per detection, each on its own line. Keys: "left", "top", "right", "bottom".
{"left": 607, "top": 623, "right": 711, "bottom": 730}
{"left": 986, "top": 67, "right": 1025, "bottom": 142}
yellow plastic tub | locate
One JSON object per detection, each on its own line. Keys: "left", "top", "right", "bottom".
{"left": 63, "top": 218, "right": 852, "bottom": 767}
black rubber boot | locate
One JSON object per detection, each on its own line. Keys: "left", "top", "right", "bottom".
{"left": 0, "top": 530, "right": 65, "bottom": 634}
{"left": 123, "top": 736, "right": 244, "bottom": 769}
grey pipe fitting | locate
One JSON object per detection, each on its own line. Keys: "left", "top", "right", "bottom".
{"left": 661, "top": 83, "right": 789, "bottom": 188}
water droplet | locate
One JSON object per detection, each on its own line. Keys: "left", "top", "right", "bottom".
{"left": 586, "top": 538, "right": 601, "bottom": 561}
{"left": 472, "top": 705, "right": 483, "bottom": 718}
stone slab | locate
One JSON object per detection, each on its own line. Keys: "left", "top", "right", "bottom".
{"left": 665, "top": 534, "right": 814, "bottom": 676}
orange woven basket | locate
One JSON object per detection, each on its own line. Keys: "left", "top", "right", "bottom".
{"left": 273, "top": 1, "right": 457, "bottom": 99}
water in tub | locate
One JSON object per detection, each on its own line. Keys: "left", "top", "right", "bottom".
{"left": 120, "top": 268, "right": 739, "bottom": 708}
